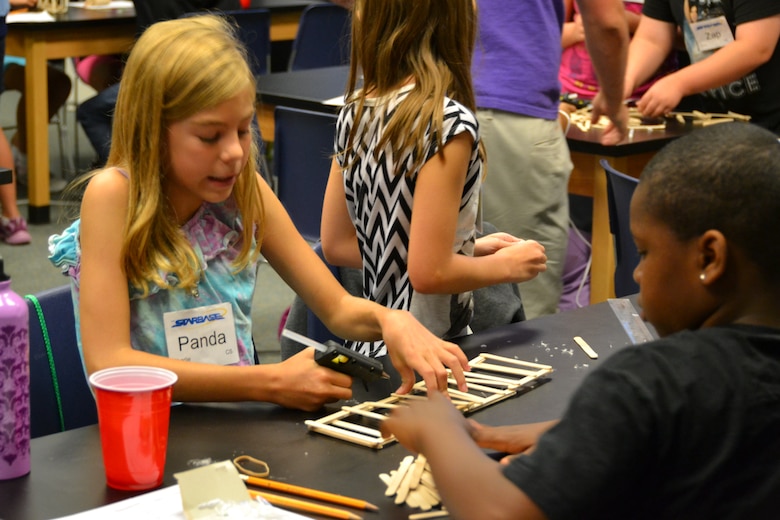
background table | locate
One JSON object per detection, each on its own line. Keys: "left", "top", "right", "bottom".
{"left": 6, "top": 5, "right": 137, "bottom": 224}
{"left": 0, "top": 298, "right": 648, "bottom": 520}
{"left": 565, "top": 121, "right": 691, "bottom": 303}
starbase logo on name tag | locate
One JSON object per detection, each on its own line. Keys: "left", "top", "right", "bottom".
{"left": 164, "top": 303, "right": 240, "bottom": 365}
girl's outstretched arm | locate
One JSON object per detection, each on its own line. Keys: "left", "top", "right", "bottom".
{"left": 78, "top": 168, "right": 352, "bottom": 410}
{"left": 408, "top": 133, "right": 547, "bottom": 295}
{"left": 260, "top": 174, "right": 470, "bottom": 394}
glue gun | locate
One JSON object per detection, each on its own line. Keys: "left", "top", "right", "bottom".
{"left": 282, "top": 329, "right": 389, "bottom": 384}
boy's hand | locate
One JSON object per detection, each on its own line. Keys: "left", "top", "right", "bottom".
{"left": 636, "top": 75, "right": 684, "bottom": 119}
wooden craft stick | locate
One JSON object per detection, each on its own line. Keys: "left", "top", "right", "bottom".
{"left": 305, "top": 420, "right": 386, "bottom": 448}
{"left": 470, "top": 362, "right": 539, "bottom": 377}
{"left": 391, "top": 392, "right": 428, "bottom": 400}
{"left": 573, "top": 336, "right": 598, "bottom": 359}
{"left": 478, "top": 353, "right": 554, "bottom": 370}
{"left": 464, "top": 372, "right": 523, "bottom": 386}
{"left": 394, "top": 462, "right": 418, "bottom": 505}
{"left": 447, "top": 378, "right": 504, "bottom": 394}
{"left": 341, "top": 405, "right": 390, "bottom": 422}
{"left": 409, "top": 510, "right": 450, "bottom": 519}
{"left": 444, "top": 388, "right": 486, "bottom": 403}
{"left": 248, "top": 490, "right": 363, "bottom": 520}
{"left": 331, "top": 420, "right": 383, "bottom": 438}
{"left": 408, "top": 455, "right": 428, "bottom": 489}
{"left": 243, "top": 475, "right": 379, "bottom": 511}
{"left": 385, "top": 455, "right": 414, "bottom": 496}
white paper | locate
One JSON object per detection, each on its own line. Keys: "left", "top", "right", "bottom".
{"left": 53, "top": 486, "right": 187, "bottom": 520}
{"left": 322, "top": 95, "right": 346, "bottom": 107}
{"left": 7, "top": 11, "right": 56, "bottom": 23}
{"left": 51, "top": 484, "right": 314, "bottom": 520}
{"left": 69, "top": 1, "right": 135, "bottom": 9}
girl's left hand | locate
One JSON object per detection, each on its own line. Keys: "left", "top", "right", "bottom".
{"left": 380, "top": 310, "right": 470, "bottom": 395}
{"left": 474, "top": 232, "right": 523, "bottom": 256}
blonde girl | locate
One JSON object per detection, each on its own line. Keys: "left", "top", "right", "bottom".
{"left": 50, "top": 15, "right": 469, "bottom": 410}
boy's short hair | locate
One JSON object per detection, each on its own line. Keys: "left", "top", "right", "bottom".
{"left": 639, "top": 122, "right": 780, "bottom": 282}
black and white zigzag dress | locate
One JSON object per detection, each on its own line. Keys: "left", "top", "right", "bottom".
{"left": 335, "top": 86, "right": 483, "bottom": 357}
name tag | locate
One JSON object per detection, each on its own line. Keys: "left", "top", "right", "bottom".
{"left": 164, "top": 302, "right": 240, "bottom": 365}
{"left": 691, "top": 16, "right": 734, "bottom": 52}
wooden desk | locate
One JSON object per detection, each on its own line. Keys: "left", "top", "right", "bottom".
{"left": 0, "top": 298, "right": 646, "bottom": 519}
{"left": 6, "top": 2, "right": 321, "bottom": 224}
{"left": 6, "top": 6, "right": 137, "bottom": 224}
{"left": 566, "top": 122, "right": 691, "bottom": 304}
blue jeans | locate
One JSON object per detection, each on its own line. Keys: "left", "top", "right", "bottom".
{"left": 76, "top": 82, "right": 119, "bottom": 166}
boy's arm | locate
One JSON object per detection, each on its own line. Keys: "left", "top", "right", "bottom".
{"left": 382, "top": 392, "right": 548, "bottom": 520}
{"left": 636, "top": 14, "right": 780, "bottom": 117}
{"left": 624, "top": 15, "right": 677, "bottom": 98}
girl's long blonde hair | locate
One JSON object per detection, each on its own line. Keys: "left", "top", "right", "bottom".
{"left": 345, "top": 0, "right": 480, "bottom": 172}
{"left": 108, "top": 15, "right": 264, "bottom": 295}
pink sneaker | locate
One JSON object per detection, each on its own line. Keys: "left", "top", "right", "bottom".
{"left": 0, "top": 217, "right": 31, "bottom": 245}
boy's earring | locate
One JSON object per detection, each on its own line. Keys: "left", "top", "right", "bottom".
{"left": 699, "top": 273, "right": 706, "bottom": 282}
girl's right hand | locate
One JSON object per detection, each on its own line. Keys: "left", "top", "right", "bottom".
{"left": 270, "top": 348, "right": 353, "bottom": 411}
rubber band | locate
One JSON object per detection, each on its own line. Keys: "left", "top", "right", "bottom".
{"left": 233, "top": 455, "right": 270, "bottom": 477}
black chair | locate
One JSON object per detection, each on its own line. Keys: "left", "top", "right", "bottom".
{"left": 26, "top": 285, "right": 97, "bottom": 438}
{"left": 273, "top": 106, "right": 338, "bottom": 242}
{"left": 223, "top": 8, "right": 272, "bottom": 76}
{"left": 601, "top": 158, "right": 640, "bottom": 297}
{"left": 288, "top": 3, "right": 351, "bottom": 71}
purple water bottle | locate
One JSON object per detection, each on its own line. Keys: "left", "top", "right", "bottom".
{"left": 0, "top": 257, "right": 30, "bottom": 480}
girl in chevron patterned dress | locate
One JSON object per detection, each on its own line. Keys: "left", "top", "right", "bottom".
{"left": 321, "top": 0, "right": 548, "bottom": 358}
{"left": 48, "top": 15, "right": 472, "bottom": 409}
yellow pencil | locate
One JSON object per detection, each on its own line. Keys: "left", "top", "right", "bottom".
{"left": 241, "top": 474, "right": 379, "bottom": 511}
{"left": 248, "top": 489, "right": 364, "bottom": 520}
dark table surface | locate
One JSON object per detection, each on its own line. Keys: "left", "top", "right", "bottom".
{"left": 257, "top": 65, "right": 349, "bottom": 112}
{"left": 565, "top": 118, "right": 694, "bottom": 157}
{"left": 0, "top": 298, "right": 652, "bottom": 520}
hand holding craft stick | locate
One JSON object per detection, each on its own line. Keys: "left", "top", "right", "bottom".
{"left": 241, "top": 474, "right": 379, "bottom": 511}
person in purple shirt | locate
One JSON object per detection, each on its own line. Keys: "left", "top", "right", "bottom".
{"left": 472, "top": 0, "right": 628, "bottom": 318}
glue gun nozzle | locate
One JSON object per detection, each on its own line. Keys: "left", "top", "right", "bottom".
{"left": 381, "top": 371, "right": 390, "bottom": 380}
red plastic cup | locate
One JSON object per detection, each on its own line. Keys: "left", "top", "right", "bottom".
{"left": 89, "top": 366, "right": 178, "bottom": 491}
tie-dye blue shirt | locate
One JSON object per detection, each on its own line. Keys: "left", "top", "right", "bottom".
{"left": 49, "top": 198, "right": 259, "bottom": 368}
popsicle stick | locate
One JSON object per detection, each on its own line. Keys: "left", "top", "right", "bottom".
{"left": 341, "top": 405, "right": 390, "bottom": 422}
{"left": 477, "top": 353, "right": 554, "bottom": 370}
{"left": 573, "top": 336, "right": 598, "bottom": 359}
{"left": 331, "top": 420, "right": 383, "bottom": 438}
{"left": 385, "top": 455, "right": 414, "bottom": 496}
{"left": 409, "top": 510, "right": 450, "bottom": 519}
{"left": 305, "top": 420, "right": 388, "bottom": 448}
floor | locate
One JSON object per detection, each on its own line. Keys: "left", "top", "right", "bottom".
{"left": 0, "top": 62, "right": 294, "bottom": 363}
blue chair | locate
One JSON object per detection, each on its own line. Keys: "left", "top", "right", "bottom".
{"left": 601, "top": 159, "right": 640, "bottom": 297}
{"left": 273, "top": 106, "right": 338, "bottom": 242}
{"left": 223, "top": 9, "right": 272, "bottom": 76}
{"left": 288, "top": 4, "right": 351, "bottom": 71}
{"left": 26, "top": 285, "right": 97, "bottom": 438}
